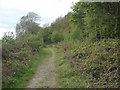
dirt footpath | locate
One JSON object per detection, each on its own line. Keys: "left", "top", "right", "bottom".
{"left": 26, "top": 48, "right": 57, "bottom": 88}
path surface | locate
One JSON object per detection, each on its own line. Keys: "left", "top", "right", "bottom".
{"left": 26, "top": 48, "right": 57, "bottom": 88}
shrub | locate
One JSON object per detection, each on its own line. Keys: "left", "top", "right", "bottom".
{"left": 51, "top": 31, "right": 63, "bottom": 43}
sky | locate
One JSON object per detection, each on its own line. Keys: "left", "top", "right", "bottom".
{"left": 0, "top": 0, "right": 80, "bottom": 39}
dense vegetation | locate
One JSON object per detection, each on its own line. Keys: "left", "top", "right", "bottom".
{"left": 2, "top": 12, "right": 45, "bottom": 88}
{"left": 2, "top": 2, "right": 120, "bottom": 88}
{"left": 46, "top": 2, "right": 120, "bottom": 88}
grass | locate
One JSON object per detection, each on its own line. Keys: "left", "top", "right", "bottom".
{"left": 52, "top": 47, "right": 87, "bottom": 88}
{"left": 3, "top": 48, "right": 51, "bottom": 88}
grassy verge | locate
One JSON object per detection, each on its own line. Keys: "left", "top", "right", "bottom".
{"left": 3, "top": 48, "right": 51, "bottom": 88}
{"left": 52, "top": 47, "right": 87, "bottom": 88}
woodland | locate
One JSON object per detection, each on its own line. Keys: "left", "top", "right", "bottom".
{"left": 1, "top": 2, "right": 120, "bottom": 88}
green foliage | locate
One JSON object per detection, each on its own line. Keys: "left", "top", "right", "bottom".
{"left": 55, "top": 39, "right": 119, "bottom": 88}
{"left": 16, "top": 12, "right": 41, "bottom": 38}
{"left": 2, "top": 32, "right": 15, "bottom": 44}
{"left": 51, "top": 31, "right": 63, "bottom": 43}
{"left": 69, "top": 26, "right": 84, "bottom": 41}
{"left": 53, "top": 48, "right": 87, "bottom": 88}
{"left": 51, "top": 3, "right": 119, "bottom": 87}
{"left": 71, "top": 2, "right": 120, "bottom": 39}
{"left": 2, "top": 25, "right": 44, "bottom": 88}
{"left": 3, "top": 48, "right": 50, "bottom": 88}
{"left": 2, "top": 2, "right": 120, "bottom": 88}
{"left": 42, "top": 27, "right": 52, "bottom": 44}
{"left": 25, "top": 32, "right": 44, "bottom": 51}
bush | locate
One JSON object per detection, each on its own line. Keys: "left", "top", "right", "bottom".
{"left": 2, "top": 31, "right": 44, "bottom": 87}
{"left": 51, "top": 31, "right": 63, "bottom": 43}
{"left": 55, "top": 39, "right": 119, "bottom": 88}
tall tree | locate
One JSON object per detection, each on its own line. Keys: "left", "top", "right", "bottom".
{"left": 16, "top": 12, "right": 40, "bottom": 38}
{"left": 71, "top": 2, "right": 120, "bottom": 40}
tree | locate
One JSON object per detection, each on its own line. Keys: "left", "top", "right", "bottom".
{"left": 16, "top": 12, "right": 41, "bottom": 38}
{"left": 71, "top": 2, "right": 120, "bottom": 40}
{"left": 51, "top": 31, "right": 63, "bottom": 43}
{"left": 2, "top": 31, "right": 15, "bottom": 43}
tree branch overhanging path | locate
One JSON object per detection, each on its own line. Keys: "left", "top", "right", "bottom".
{"left": 26, "top": 48, "right": 57, "bottom": 88}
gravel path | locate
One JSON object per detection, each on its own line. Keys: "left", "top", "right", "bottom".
{"left": 26, "top": 48, "right": 57, "bottom": 88}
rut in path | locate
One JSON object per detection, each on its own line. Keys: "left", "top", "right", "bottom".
{"left": 26, "top": 48, "right": 57, "bottom": 88}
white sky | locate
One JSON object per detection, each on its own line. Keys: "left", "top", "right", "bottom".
{"left": 0, "top": 0, "right": 79, "bottom": 39}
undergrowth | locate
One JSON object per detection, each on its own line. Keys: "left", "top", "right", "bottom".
{"left": 54, "top": 39, "right": 119, "bottom": 88}
{"left": 53, "top": 48, "right": 88, "bottom": 88}
{"left": 2, "top": 48, "right": 51, "bottom": 88}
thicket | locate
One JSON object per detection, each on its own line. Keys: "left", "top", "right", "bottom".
{"left": 2, "top": 1, "right": 120, "bottom": 88}
{"left": 48, "top": 2, "right": 120, "bottom": 88}
{"left": 55, "top": 39, "right": 119, "bottom": 88}
{"left": 2, "top": 12, "right": 44, "bottom": 87}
